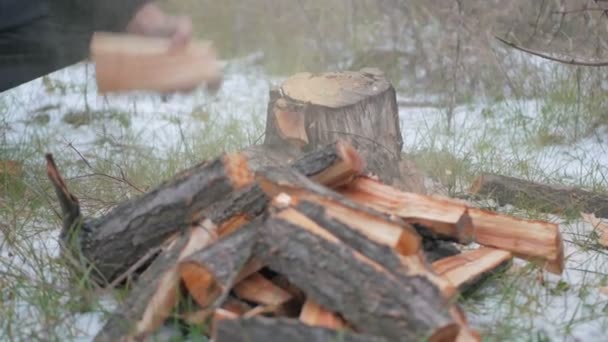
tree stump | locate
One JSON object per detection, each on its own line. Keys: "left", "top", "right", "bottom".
{"left": 262, "top": 68, "right": 425, "bottom": 193}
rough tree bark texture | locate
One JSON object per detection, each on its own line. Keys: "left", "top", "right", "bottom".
{"left": 471, "top": 172, "right": 608, "bottom": 218}
{"left": 48, "top": 153, "right": 252, "bottom": 284}
{"left": 213, "top": 317, "right": 387, "bottom": 342}
{"left": 262, "top": 68, "right": 425, "bottom": 193}
{"left": 47, "top": 140, "right": 362, "bottom": 285}
{"left": 258, "top": 212, "right": 460, "bottom": 341}
{"left": 95, "top": 225, "right": 216, "bottom": 342}
{"left": 179, "top": 222, "right": 260, "bottom": 309}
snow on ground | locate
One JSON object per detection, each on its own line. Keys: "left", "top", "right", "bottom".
{"left": 399, "top": 98, "right": 608, "bottom": 340}
{"left": 2, "top": 54, "right": 608, "bottom": 340}
{"left": 1, "top": 56, "right": 274, "bottom": 158}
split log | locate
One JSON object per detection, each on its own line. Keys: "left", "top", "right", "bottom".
{"left": 94, "top": 224, "right": 216, "bottom": 342}
{"left": 179, "top": 222, "right": 259, "bottom": 310}
{"left": 258, "top": 207, "right": 463, "bottom": 341}
{"left": 91, "top": 32, "right": 223, "bottom": 94}
{"left": 263, "top": 68, "right": 424, "bottom": 192}
{"left": 258, "top": 167, "right": 422, "bottom": 256}
{"left": 48, "top": 153, "right": 253, "bottom": 284}
{"left": 287, "top": 200, "right": 455, "bottom": 298}
{"left": 232, "top": 273, "right": 293, "bottom": 307}
{"left": 471, "top": 172, "right": 608, "bottom": 218}
{"left": 432, "top": 248, "right": 512, "bottom": 295}
{"left": 299, "top": 298, "right": 347, "bottom": 330}
{"left": 201, "top": 139, "right": 364, "bottom": 235}
{"left": 469, "top": 208, "right": 564, "bottom": 274}
{"left": 213, "top": 317, "right": 386, "bottom": 342}
{"left": 340, "top": 176, "right": 474, "bottom": 243}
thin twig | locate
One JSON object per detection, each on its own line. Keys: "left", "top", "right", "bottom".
{"left": 496, "top": 35, "right": 608, "bottom": 67}
{"left": 66, "top": 142, "right": 145, "bottom": 193}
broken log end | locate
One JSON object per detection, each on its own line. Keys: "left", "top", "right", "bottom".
{"left": 45, "top": 154, "right": 82, "bottom": 242}
{"left": 223, "top": 153, "right": 255, "bottom": 189}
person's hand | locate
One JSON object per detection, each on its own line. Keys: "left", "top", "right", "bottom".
{"left": 126, "top": 3, "right": 193, "bottom": 50}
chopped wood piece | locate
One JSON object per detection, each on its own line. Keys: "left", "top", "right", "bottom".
{"left": 48, "top": 153, "right": 253, "bottom": 284}
{"left": 270, "top": 274, "right": 306, "bottom": 303}
{"left": 339, "top": 177, "right": 474, "bottom": 243}
{"left": 91, "top": 32, "right": 222, "bottom": 94}
{"left": 235, "top": 258, "right": 265, "bottom": 284}
{"left": 233, "top": 273, "right": 293, "bottom": 306}
{"left": 299, "top": 298, "right": 347, "bottom": 330}
{"left": 221, "top": 297, "right": 253, "bottom": 316}
{"left": 580, "top": 212, "right": 608, "bottom": 247}
{"left": 179, "top": 222, "right": 259, "bottom": 309}
{"left": 469, "top": 208, "right": 564, "bottom": 274}
{"left": 214, "top": 316, "right": 387, "bottom": 342}
{"left": 257, "top": 166, "right": 421, "bottom": 256}
{"left": 471, "top": 172, "right": 608, "bottom": 218}
{"left": 95, "top": 225, "right": 215, "bottom": 342}
{"left": 432, "top": 248, "right": 512, "bottom": 294}
{"left": 214, "top": 308, "right": 240, "bottom": 321}
{"left": 290, "top": 140, "right": 364, "bottom": 188}
{"left": 287, "top": 200, "right": 455, "bottom": 298}
{"left": 258, "top": 209, "right": 462, "bottom": 341}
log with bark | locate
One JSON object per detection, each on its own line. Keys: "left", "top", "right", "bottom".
{"left": 471, "top": 172, "right": 608, "bottom": 218}
{"left": 94, "top": 224, "right": 216, "bottom": 342}
{"left": 47, "top": 140, "right": 363, "bottom": 285}
{"left": 213, "top": 316, "right": 386, "bottom": 342}
{"left": 257, "top": 166, "right": 422, "bottom": 257}
{"left": 258, "top": 203, "right": 463, "bottom": 341}
{"left": 47, "top": 152, "right": 253, "bottom": 284}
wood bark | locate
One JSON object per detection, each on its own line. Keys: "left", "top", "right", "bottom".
{"left": 263, "top": 68, "right": 424, "bottom": 192}
{"left": 289, "top": 200, "right": 455, "bottom": 297}
{"left": 47, "top": 140, "right": 363, "bottom": 285}
{"left": 432, "top": 248, "right": 512, "bottom": 295}
{"left": 340, "top": 176, "right": 474, "bottom": 243}
{"left": 91, "top": 32, "right": 222, "bottom": 94}
{"left": 213, "top": 317, "right": 386, "bottom": 342}
{"left": 94, "top": 225, "right": 215, "bottom": 342}
{"left": 471, "top": 172, "right": 608, "bottom": 218}
{"left": 258, "top": 166, "right": 422, "bottom": 256}
{"left": 179, "top": 222, "right": 259, "bottom": 310}
{"left": 258, "top": 209, "right": 462, "bottom": 341}
{"left": 48, "top": 153, "right": 253, "bottom": 284}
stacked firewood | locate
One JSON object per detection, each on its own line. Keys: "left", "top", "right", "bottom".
{"left": 47, "top": 140, "right": 564, "bottom": 342}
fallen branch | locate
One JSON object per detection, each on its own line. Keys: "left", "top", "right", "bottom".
{"left": 496, "top": 36, "right": 608, "bottom": 67}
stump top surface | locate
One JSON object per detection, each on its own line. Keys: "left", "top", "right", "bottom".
{"left": 280, "top": 69, "right": 390, "bottom": 108}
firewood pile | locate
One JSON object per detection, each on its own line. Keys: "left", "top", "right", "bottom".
{"left": 45, "top": 69, "right": 564, "bottom": 341}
